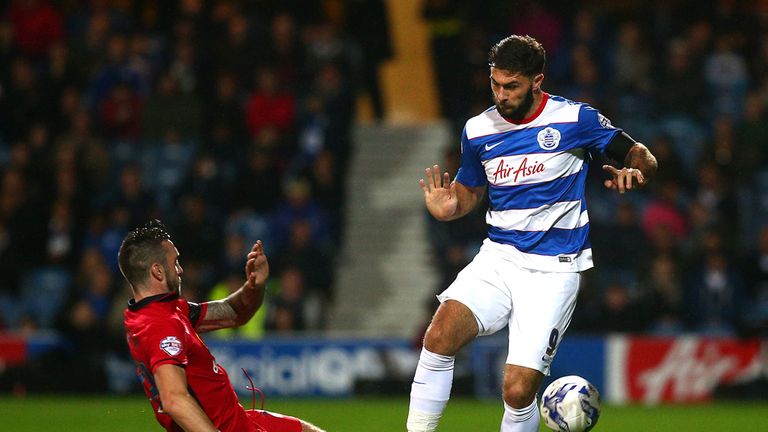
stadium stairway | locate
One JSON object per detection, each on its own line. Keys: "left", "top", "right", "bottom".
{"left": 328, "top": 122, "right": 450, "bottom": 337}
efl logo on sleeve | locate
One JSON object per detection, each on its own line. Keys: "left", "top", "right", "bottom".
{"left": 598, "top": 113, "right": 614, "bottom": 129}
{"left": 160, "top": 336, "right": 183, "bottom": 356}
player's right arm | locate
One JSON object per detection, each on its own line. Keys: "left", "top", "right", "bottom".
{"left": 154, "top": 364, "right": 220, "bottom": 432}
{"left": 420, "top": 164, "right": 486, "bottom": 221}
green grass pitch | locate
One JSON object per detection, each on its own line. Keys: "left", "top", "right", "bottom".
{"left": 0, "top": 396, "right": 765, "bottom": 431}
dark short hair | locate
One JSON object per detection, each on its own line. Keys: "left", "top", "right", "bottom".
{"left": 118, "top": 219, "right": 172, "bottom": 289}
{"left": 488, "top": 35, "right": 546, "bottom": 77}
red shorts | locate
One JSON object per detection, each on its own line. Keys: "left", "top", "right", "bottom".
{"left": 245, "top": 409, "right": 302, "bottom": 432}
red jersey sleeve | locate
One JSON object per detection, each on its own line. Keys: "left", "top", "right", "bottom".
{"left": 141, "top": 318, "right": 190, "bottom": 373}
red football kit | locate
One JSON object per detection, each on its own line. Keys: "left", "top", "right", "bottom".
{"left": 124, "top": 292, "right": 301, "bottom": 432}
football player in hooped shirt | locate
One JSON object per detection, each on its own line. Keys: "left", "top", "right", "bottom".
{"left": 407, "top": 35, "right": 657, "bottom": 432}
{"left": 120, "top": 220, "right": 324, "bottom": 432}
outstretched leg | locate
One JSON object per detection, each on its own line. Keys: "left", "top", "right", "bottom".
{"left": 407, "top": 300, "right": 478, "bottom": 432}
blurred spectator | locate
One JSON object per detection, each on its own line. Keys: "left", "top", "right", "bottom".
{"left": 6, "top": 0, "right": 63, "bottom": 59}
{"left": 98, "top": 82, "right": 143, "bottom": 140}
{"left": 691, "top": 161, "right": 739, "bottom": 242}
{"left": 245, "top": 66, "right": 296, "bottom": 139}
{"left": 344, "top": 0, "right": 392, "bottom": 120}
{"left": 265, "top": 266, "right": 307, "bottom": 332}
{"left": 56, "top": 108, "right": 111, "bottom": 194}
{"left": 264, "top": 11, "right": 304, "bottom": 90}
{"left": 655, "top": 39, "right": 707, "bottom": 119}
{"left": 422, "top": 0, "right": 470, "bottom": 133}
{"left": 89, "top": 34, "right": 144, "bottom": 110}
{"left": 704, "top": 34, "right": 749, "bottom": 120}
{"left": 81, "top": 208, "right": 127, "bottom": 274}
{"left": 103, "top": 164, "right": 157, "bottom": 230}
{"left": 743, "top": 225, "right": 768, "bottom": 336}
{"left": 0, "top": 57, "right": 46, "bottom": 141}
{"left": 641, "top": 253, "right": 685, "bottom": 334}
{"left": 141, "top": 128, "right": 196, "bottom": 213}
{"left": 270, "top": 177, "right": 330, "bottom": 248}
{"left": 641, "top": 179, "right": 688, "bottom": 250}
{"left": 306, "top": 149, "right": 345, "bottom": 245}
{"left": 213, "top": 12, "right": 262, "bottom": 87}
{"left": 612, "top": 20, "right": 653, "bottom": 94}
{"left": 647, "top": 135, "right": 685, "bottom": 187}
{"left": 303, "top": 62, "right": 355, "bottom": 172}
{"left": 142, "top": 74, "right": 202, "bottom": 141}
{"left": 684, "top": 251, "right": 744, "bottom": 335}
{"left": 167, "top": 39, "right": 199, "bottom": 94}
{"left": 203, "top": 70, "right": 249, "bottom": 144}
{"left": 735, "top": 92, "right": 768, "bottom": 183}
{"left": 170, "top": 194, "right": 222, "bottom": 288}
{"left": 592, "top": 201, "right": 647, "bottom": 284}
{"left": 273, "top": 218, "right": 335, "bottom": 328}
{"left": 233, "top": 147, "right": 283, "bottom": 213}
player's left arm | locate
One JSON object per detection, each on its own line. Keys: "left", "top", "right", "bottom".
{"left": 195, "top": 241, "right": 268, "bottom": 332}
{"left": 601, "top": 131, "right": 658, "bottom": 194}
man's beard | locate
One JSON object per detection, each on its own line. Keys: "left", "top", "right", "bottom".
{"left": 496, "top": 86, "right": 534, "bottom": 121}
{"left": 166, "top": 273, "right": 181, "bottom": 295}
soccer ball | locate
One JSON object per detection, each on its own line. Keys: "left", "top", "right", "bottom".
{"left": 540, "top": 375, "right": 601, "bottom": 432}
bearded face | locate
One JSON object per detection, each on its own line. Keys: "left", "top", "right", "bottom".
{"left": 490, "top": 67, "right": 541, "bottom": 121}
{"left": 495, "top": 83, "right": 534, "bottom": 121}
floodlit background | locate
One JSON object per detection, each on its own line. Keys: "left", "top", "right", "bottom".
{"left": 0, "top": 0, "right": 766, "bottom": 430}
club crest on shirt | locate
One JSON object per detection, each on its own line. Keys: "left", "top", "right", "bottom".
{"left": 537, "top": 127, "right": 561, "bottom": 150}
{"left": 160, "top": 336, "right": 183, "bottom": 356}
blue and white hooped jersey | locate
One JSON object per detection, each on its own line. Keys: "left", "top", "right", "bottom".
{"left": 455, "top": 93, "right": 621, "bottom": 272}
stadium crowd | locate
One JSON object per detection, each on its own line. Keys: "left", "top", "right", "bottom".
{"left": 0, "top": 0, "right": 381, "bottom": 343}
{"left": 0, "top": 0, "right": 766, "bottom": 392}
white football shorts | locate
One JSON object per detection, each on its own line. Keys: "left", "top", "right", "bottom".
{"left": 437, "top": 242, "right": 580, "bottom": 375}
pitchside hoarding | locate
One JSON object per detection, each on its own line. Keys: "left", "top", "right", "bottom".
{"left": 472, "top": 334, "right": 766, "bottom": 404}
{"left": 606, "top": 335, "right": 765, "bottom": 404}
{"left": 207, "top": 337, "right": 418, "bottom": 397}
{"left": 1, "top": 333, "right": 763, "bottom": 401}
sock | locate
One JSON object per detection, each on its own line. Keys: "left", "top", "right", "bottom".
{"left": 500, "top": 399, "right": 540, "bottom": 432}
{"left": 406, "top": 348, "right": 455, "bottom": 432}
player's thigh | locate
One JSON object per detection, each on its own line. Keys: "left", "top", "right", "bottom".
{"left": 435, "top": 248, "right": 513, "bottom": 342}
{"left": 505, "top": 270, "right": 580, "bottom": 375}
{"left": 246, "top": 409, "right": 302, "bottom": 432}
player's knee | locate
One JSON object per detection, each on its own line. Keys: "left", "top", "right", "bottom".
{"left": 502, "top": 380, "right": 536, "bottom": 409}
{"left": 422, "top": 324, "right": 459, "bottom": 356}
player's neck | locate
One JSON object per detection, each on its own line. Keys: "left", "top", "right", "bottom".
{"left": 526, "top": 89, "right": 545, "bottom": 118}
{"left": 132, "top": 285, "right": 174, "bottom": 302}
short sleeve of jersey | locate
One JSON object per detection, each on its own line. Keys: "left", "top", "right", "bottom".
{"left": 141, "top": 318, "right": 189, "bottom": 373}
{"left": 454, "top": 127, "right": 487, "bottom": 187}
{"left": 578, "top": 105, "right": 622, "bottom": 154}
{"left": 187, "top": 301, "right": 208, "bottom": 329}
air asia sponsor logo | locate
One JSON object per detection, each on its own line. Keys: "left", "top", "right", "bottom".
{"left": 160, "top": 336, "right": 183, "bottom": 356}
{"left": 492, "top": 157, "right": 545, "bottom": 184}
{"left": 625, "top": 337, "right": 763, "bottom": 403}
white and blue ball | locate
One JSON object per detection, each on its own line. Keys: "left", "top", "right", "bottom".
{"left": 540, "top": 375, "right": 601, "bottom": 432}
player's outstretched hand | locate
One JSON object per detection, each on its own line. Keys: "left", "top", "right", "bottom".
{"left": 602, "top": 165, "right": 646, "bottom": 194}
{"left": 245, "top": 240, "right": 269, "bottom": 289}
{"left": 419, "top": 164, "right": 458, "bottom": 220}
